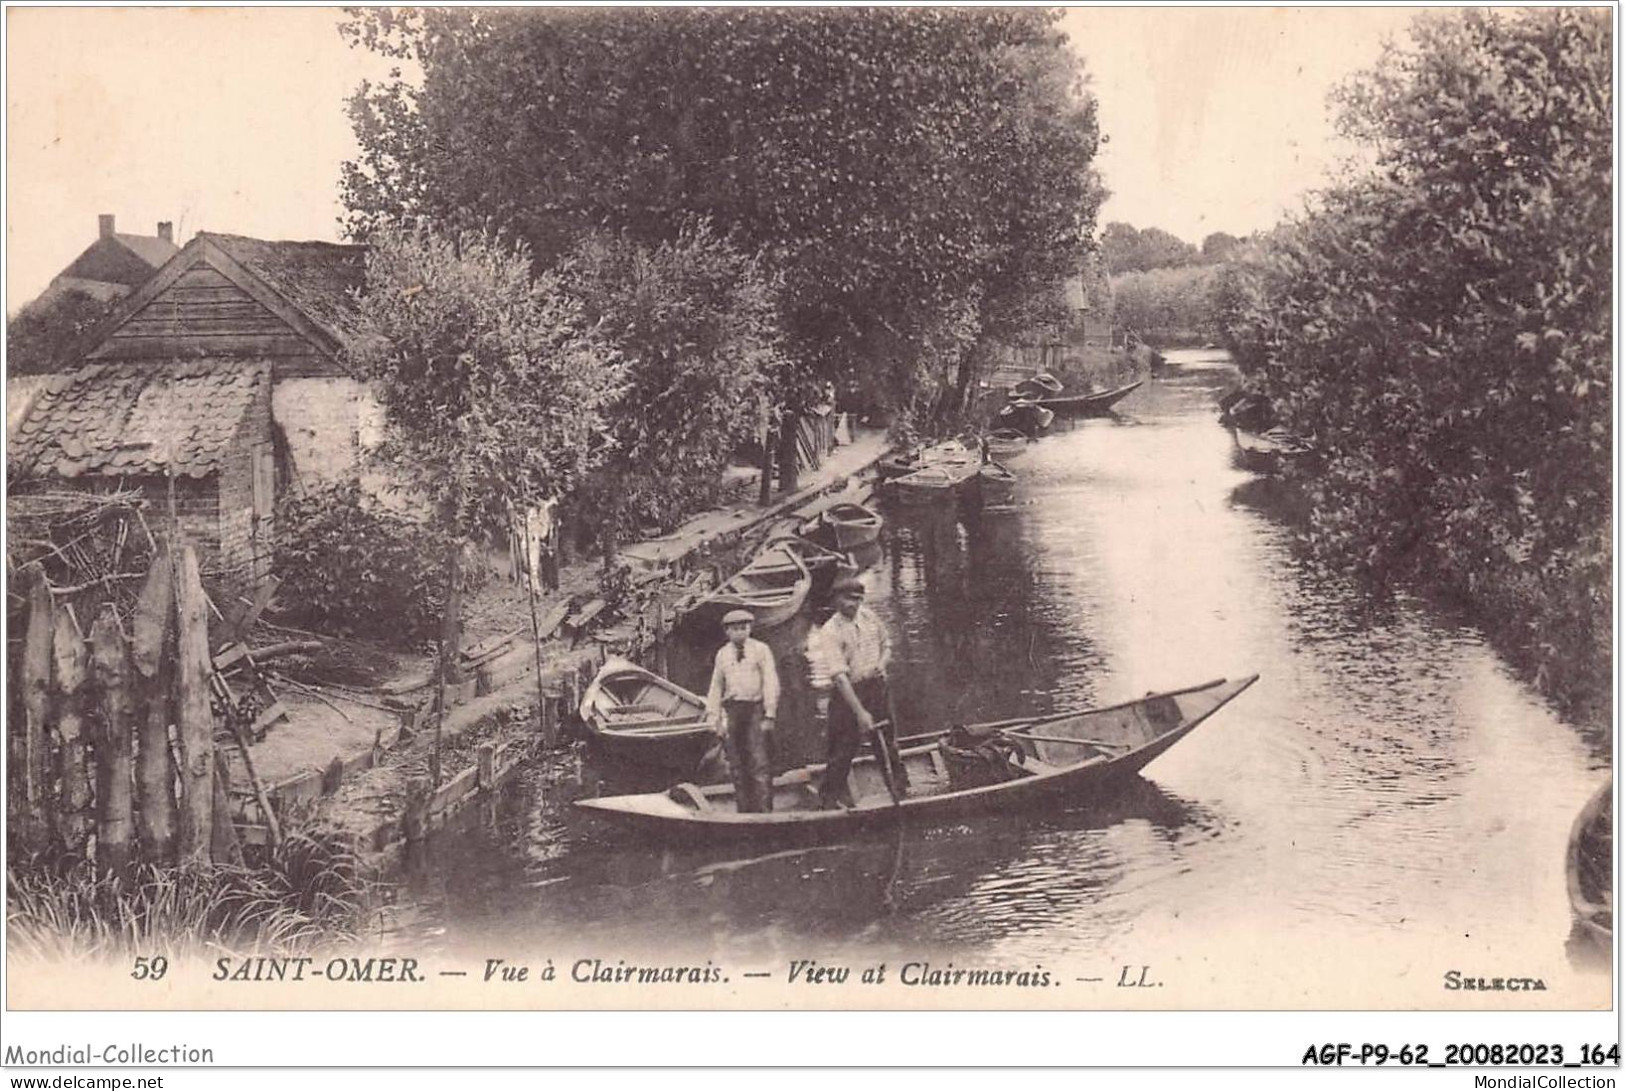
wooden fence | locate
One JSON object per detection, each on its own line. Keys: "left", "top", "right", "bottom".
{"left": 9, "top": 540, "right": 239, "bottom": 871}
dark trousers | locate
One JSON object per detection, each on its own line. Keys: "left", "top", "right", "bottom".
{"left": 723, "top": 700, "right": 773, "bottom": 813}
{"left": 821, "top": 676, "right": 906, "bottom": 807}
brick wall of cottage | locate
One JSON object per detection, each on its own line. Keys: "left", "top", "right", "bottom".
{"left": 272, "top": 377, "right": 373, "bottom": 487}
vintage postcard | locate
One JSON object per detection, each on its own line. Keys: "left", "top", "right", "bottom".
{"left": 2, "top": 4, "right": 1614, "bottom": 1068}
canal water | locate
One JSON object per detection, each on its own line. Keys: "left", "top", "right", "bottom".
{"left": 390, "top": 349, "right": 1611, "bottom": 1007}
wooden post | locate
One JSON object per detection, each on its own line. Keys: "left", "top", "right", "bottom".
{"left": 173, "top": 543, "right": 215, "bottom": 865}
{"left": 540, "top": 687, "right": 559, "bottom": 745}
{"left": 403, "top": 777, "right": 431, "bottom": 844}
{"left": 88, "top": 606, "right": 135, "bottom": 877}
{"left": 433, "top": 536, "right": 464, "bottom": 788}
{"left": 477, "top": 743, "right": 495, "bottom": 792}
{"left": 18, "top": 566, "right": 55, "bottom": 852}
{"left": 210, "top": 751, "right": 243, "bottom": 866}
{"left": 50, "top": 606, "right": 93, "bottom": 857}
{"left": 522, "top": 514, "right": 553, "bottom": 748}
{"left": 652, "top": 597, "right": 669, "bottom": 678}
{"left": 131, "top": 545, "right": 178, "bottom": 864}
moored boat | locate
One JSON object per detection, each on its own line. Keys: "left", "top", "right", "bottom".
{"left": 1039, "top": 379, "right": 1144, "bottom": 419}
{"left": 766, "top": 535, "right": 856, "bottom": 602}
{"left": 579, "top": 658, "right": 715, "bottom": 771}
{"left": 1568, "top": 779, "right": 1612, "bottom": 946}
{"left": 975, "top": 460, "right": 1018, "bottom": 507}
{"left": 889, "top": 464, "right": 963, "bottom": 505}
{"left": 815, "top": 502, "right": 883, "bottom": 549}
{"left": 576, "top": 675, "right": 1259, "bottom": 843}
{"left": 1230, "top": 426, "right": 1313, "bottom": 475}
{"left": 997, "top": 400, "right": 1055, "bottom": 437}
{"left": 1011, "top": 373, "right": 1065, "bottom": 400}
{"left": 689, "top": 544, "right": 811, "bottom": 631}
{"left": 985, "top": 428, "right": 1030, "bottom": 461}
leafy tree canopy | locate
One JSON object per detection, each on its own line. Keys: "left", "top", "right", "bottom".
{"left": 1100, "top": 221, "right": 1201, "bottom": 273}
{"left": 346, "top": 225, "right": 624, "bottom": 540}
{"left": 1217, "top": 8, "right": 1610, "bottom": 721}
{"left": 7, "top": 289, "right": 119, "bottom": 377}
{"left": 339, "top": 7, "right": 1105, "bottom": 409}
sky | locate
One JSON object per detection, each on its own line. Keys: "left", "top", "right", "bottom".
{"left": 6, "top": 6, "right": 1423, "bottom": 312}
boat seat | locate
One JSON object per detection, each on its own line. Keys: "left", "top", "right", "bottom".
{"left": 668, "top": 783, "right": 713, "bottom": 812}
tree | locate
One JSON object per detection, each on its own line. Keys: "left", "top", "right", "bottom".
{"left": 1200, "top": 231, "right": 1242, "bottom": 264}
{"left": 338, "top": 8, "right": 1105, "bottom": 428}
{"left": 1110, "top": 265, "right": 1219, "bottom": 344}
{"left": 1100, "top": 221, "right": 1200, "bottom": 273}
{"left": 7, "top": 288, "right": 118, "bottom": 376}
{"left": 346, "top": 225, "right": 622, "bottom": 772}
{"left": 1226, "top": 9, "right": 1611, "bottom": 721}
{"left": 561, "top": 222, "right": 791, "bottom": 547}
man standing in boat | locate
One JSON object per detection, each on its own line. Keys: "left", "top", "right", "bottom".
{"left": 706, "top": 609, "right": 781, "bottom": 813}
{"left": 820, "top": 576, "right": 907, "bottom": 808}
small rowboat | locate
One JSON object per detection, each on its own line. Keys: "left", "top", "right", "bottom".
{"left": 985, "top": 428, "right": 1030, "bottom": 461}
{"left": 1568, "top": 779, "right": 1612, "bottom": 946}
{"left": 1011, "top": 373, "right": 1064, "bottom": 400}
{"left": 766, "top": 535, "right": 856, "bottom": 602}
{"left": 815, "top": 502, "right": 883, "bottom": 549}
{"left": 579, "top": 658, "right": 715, "bottom": 771}
{"left": 997, "top": 400, "right": 1055, "bottom": 437}
{"left": 576, "top": 675, "right": 1259, "bottom": 843}
{"left": 889, "top": 464, "right": 961, "bottom": 505}
{"left": 1039, "top": 380, "right": 1143, "bottom": 419}
{"left": 975, "top": 460, "right": 1018, "bottom": 507}
{"left": 690, "top": 544, "right": 810, "bottom": 630}
{"left": 1230, "top": 427, "right": 1313, "bottom": 475}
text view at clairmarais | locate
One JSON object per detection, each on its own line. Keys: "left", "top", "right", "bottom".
{"left": 3, "top": 6, "right": 1612, "bottom": 1019}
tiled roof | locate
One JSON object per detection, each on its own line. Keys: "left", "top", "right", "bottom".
{"left": 201, "top": 233, "right": 367, "bottom": 346}
{"left": 8, "top": 360, "right": 268, "bottom": 480}
{"left": 114, "top": 233, "right": 181, "bottom": 269}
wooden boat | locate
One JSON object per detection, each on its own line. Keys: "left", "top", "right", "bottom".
{"left": 815, "top": 502, "right": 883, "bottom": 549}
{"left": 576, "top": 675, "right": 1259, "bottom": 842}
{"left": 1039, "top": 379, "right": 1143, "bottom": 419}
{"left": 690, "top": 544, "right": 810, "bottom": 630}
{"left": 985, "top": 428, "right": 1030, "bottom": 461}
{"left": 1230, "top": 426, "right": 1313, "bottom": 475}
{"left": 766, "top": 535, "right": 856, "bottom": 602}
{"left": 974, "top": 460, "right": 1018, "bottom": 507}
{"left": 1011, "top": 373, "right": 1064, "bottom": 400}
{"left": 1568, "top": 778, "right": 1612, "bottom": 946}
{"left": 889, "top": 464, "right": 963, "bottom": 505}
{"left": 997, "top": 400, "right": 1056, "bottom": 437}
{"left": 579, "top": 658, "right": 715, "bottom": 771}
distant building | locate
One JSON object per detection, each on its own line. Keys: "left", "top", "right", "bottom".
{"left": 29, "top": 214, "right": 180, "bottom": 311}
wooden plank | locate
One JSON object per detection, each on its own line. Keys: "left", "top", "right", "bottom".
{"left": 534, "top": 601, "right": 571, "bottom": 642}
{"left": 565, "top": 598, "right": 607, "bottom": 633}
{"left": 89, "top": 606, "right": 136, "bottom": 876}
{"left": 173, "top": 543, "right": 216, "bottom": 864}
{"left": 50, "top": 605, "right": 93, "bottom": 855}
{"left": 212, "top": 643, "right": 250, "bottom": 672}
{"left": 249, "top": 700, "right": 290, "bottom": 736}
{"left": 223, "top": 575, "right": 281, "bottom": 646}
{"left": 460, "top": 626, "right": 524, "bottom": 664}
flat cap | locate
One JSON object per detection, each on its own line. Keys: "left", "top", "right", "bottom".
{"left": 831, "top": 576, "right": 866, "bottom": 596}
{"left": 722, "top": 609, "right": 756, "bottom": 625}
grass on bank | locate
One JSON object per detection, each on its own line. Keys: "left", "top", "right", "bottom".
{"left": 6, "top": 828, "right": 378, "bottom": 963}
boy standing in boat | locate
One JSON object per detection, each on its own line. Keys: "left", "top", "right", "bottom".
{"left": 819, "top": 576, "right": 908, "bottom": 808}
{"left": 706, "top": 609, "right": 781, "bottom": 813}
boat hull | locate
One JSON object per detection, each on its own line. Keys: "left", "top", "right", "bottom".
{"left": 1041, "top": 380, "right": 1144, "bottom": 419}
{"left": 577, "top": 675, "right": 1259, "bottom": 844}
{"left": 1568, "top": 779, "right": 1613, "bottom": 945}
{"left": 819, "top": 503, "right": 883, "bottom": 549}
{"left": 580, "top": 659, "right": 716, "bottom": 771}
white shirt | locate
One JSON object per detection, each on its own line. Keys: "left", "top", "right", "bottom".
{"left": 706, "top": 638, "right": 781, "bottom": 718}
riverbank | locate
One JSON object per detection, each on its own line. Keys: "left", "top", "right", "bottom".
{"left": 231, "top": 429, "right": 892, "bottom": 864}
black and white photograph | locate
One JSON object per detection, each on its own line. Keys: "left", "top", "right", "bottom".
{"left": 1, "top": 3, "right": 1614, "bottom": 1061}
